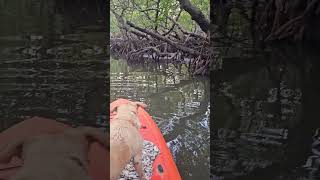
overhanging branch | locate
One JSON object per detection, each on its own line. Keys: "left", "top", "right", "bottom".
{"left": 177, "top": 0, "right": 210, "bottom": 32}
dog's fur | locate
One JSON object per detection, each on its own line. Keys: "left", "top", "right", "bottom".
{"left": 0, "top": 126, "right": 109, "bottom": 180}
{"left": 110, "top": 101, "right": 147, "bottom": 180}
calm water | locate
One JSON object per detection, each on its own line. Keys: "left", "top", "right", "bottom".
{"left": 212, "top": 45, "right": 320, "bottom": 180}
{"left": 110, "top": 58, "right": 210, "bottom": 179}
{"left": 0, "top": 0, "right": 108, "bottom": 130}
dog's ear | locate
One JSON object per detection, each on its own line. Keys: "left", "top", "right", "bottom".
{"left": 133, "top": 102, "right": 147, "bottom": 108}
{"left": 133, "top": 116, "right": 142, "bottom": 129}
{"left": 0, "top": 138, "right": 24, "bottom": 163}
{"left": 110, "top": 105, "right": 118, "bottom": 113}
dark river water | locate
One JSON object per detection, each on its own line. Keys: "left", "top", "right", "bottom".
{"left": 212, "top": 44, "right": 320, "bottom": 180}
{"left": 0, "top": 0, "right": 108, "bottom": 129}
{"left": 110, "top": 58, "right": 210, "bottom": 179}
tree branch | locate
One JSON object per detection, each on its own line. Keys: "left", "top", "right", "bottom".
{"left": 127, "top": 21, "right": 206, "bottom": 56}
{"left": 177, "top": 0, "right": 210, "bottom": 32}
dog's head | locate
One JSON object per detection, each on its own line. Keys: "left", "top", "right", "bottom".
{"left": 111, "top": 101, "right": 147, "bottom": 129}
{"left": 127, "top": 101, "right": 147, "bottom": 114}
{"left": 111, "top": 101, "right": 147, "bottom": 114}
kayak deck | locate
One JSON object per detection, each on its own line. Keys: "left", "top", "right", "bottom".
{"left": 110, "top": 99, "right": 181, "bottom": 180}
{"left": 0, "top": 116, "right": 109, "bottom": 180}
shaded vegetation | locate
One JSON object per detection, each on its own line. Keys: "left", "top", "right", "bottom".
{"left": 110, "top": 0, "right": 211, "bottom": 76}
{"left": 210, "top": 0, "right": 320, "bottom": 72}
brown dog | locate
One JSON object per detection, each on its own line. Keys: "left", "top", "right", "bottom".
{"left": 0, "top": 126, "right": 109, "bottom": 180}
{"left": 110, "top": 101, "right": 147, "bottom": 180}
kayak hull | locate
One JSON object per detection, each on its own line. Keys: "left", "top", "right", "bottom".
{"left": 0, "top": 116, "right": 109, "bottom": 180}
{"left": 110, "top": 99, "right": 181, "bottom": 180}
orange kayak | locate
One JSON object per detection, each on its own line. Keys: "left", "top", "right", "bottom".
{"left": 110, "top": 99, "right": 181, "bottom": 180}
{"left": 0, "top": 116, "right": 109, "bottom": 180}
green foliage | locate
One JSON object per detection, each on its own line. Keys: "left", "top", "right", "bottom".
{"left": 191, "top": 0, "right": 209, "bottom": 17}
{"left": 110, "top": 13, "right": 120, "bottom": 34}
{"left": 111, "top": 0, "right": 209, "bottom": 35}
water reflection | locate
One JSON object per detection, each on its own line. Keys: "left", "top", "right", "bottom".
{"left": 0, "top": 0, "right": 108, "bottom": 130}
{"left": 110, "top": 58, "right": 210, "bottom": 179}
{"left": 212, "top": 46, "right": 320, "bottom": 180}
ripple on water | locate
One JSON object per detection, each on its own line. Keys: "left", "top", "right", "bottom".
{"left": 110, "top": 58, "right": 210, "bottom": 179}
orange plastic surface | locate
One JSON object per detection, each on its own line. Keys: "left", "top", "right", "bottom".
{"left": 110, "top": 99, "right": 181, "bottom": 180}
{"left": 0, "top": 116, "right": 109, "bottom": 180}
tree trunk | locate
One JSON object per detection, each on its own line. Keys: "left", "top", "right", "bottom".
{"left": 177, "top": 0, "right": 210, "bottom": 33}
